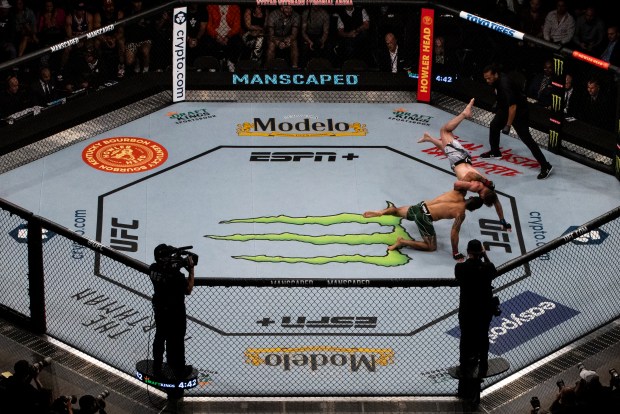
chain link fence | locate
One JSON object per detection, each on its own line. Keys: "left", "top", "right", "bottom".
{"left": 1, "top": 196, "right": 619, "bottom": 396}
{"left": 0, "top": 205, "right": 30, "bottom": 318}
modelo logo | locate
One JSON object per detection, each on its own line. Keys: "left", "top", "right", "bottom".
{"left": 446, "top": 291, "right": 579, "bottom": 354}
{"left": 244, "top": 346, "right": 393, "bottom": 372}
{"left": 236, "top": 118, "right": 367, "bottom": 137}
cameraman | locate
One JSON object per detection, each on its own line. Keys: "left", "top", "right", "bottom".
{"left": 149, "top": 244, "right": 195, "bottom": 379}
{"left": 1, "top": 360, "right": 49, "bottom": 413}
{"left": 455, "top": 239, "right": 497, "bottom": 402}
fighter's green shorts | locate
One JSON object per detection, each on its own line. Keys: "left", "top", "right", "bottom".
{"left": 406, "top": 201, "right": 436, "bottom": 238}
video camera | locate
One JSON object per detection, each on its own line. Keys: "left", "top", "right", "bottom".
{"left": 30, "top": 357, "right": 52, "bottom": 374}
{"left": 60, "top": 395, "right": 78, "bottom": 404}
{"left": 154, "top": 244, "right": 199, "bottom": 269}
{"left": 78, "top": 390, "right": 110, "bottom": 413}
{"left": 96, "top": 389, "right": 110, "bottom": 407}
{"left": 8, "top": 357, "right": 52, "bottom": 378}
{"left": 610, "top": 368, "right": 619, "bottom": 389}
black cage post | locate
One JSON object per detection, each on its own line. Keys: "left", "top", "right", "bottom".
{"left": 27, "top": 216, "right": 46, "bottom": 334}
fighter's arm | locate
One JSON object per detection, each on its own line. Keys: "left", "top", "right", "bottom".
{"left": 505, "top": 103, "right": 517, "bottom": 131}
{"left": 451, "top": 213, "right": 465, "bottom": 261}
{"left": 493, "top": 198, "right": 512, "bottom": 232}
{"left": 454, "top": 180, "right": 484, "bottom": 193}
{"left": 461, "top": 171, "right": 495, "bottom": 190}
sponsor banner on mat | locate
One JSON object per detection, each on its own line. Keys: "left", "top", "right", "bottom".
{"left": 446, "top": 291, "right": 579, "bottom": 354}
{"left": 82, "top": 137, "right": 168, "bottom": 173}
{"left": 172, "top": 7, "right": 187, "bottom": 102}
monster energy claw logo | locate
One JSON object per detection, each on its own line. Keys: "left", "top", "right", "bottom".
{"left": 553, "top": 58, "right": 564, "bottom": 76}
{"left": 549, "top": 130, "right": 559, "bottom": 147}
{"left": 551, "top": 94, "right": 562, "bottom": 112}
{"left": 205, "top": 202, "right": 413, "bottom": 267}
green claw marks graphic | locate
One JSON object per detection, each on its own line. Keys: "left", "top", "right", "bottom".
{"left": 231, "top": 250, "right": 408, "bottom": 266}
{"left": 205, "top": 202, "right": 414, "bottom": 267}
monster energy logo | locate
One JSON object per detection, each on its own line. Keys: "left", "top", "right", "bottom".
{"left": 549, "top": 130, "right": 560, "bottom": 147}
{"left": 205, "top": 202, "right": 413, "bottom": 267}
{"left": 551, "top": 94, "right": 562, "bottom": 112}
{"left": 553, "top": 58, "right": 564, "bottom": 76}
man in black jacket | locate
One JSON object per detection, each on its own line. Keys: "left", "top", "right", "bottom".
{"left": 481, "top": 64, "right": 553, "bottom": 180}
{"left": 31, "top": 66, "right": 60, "bottom": 106}
{"left": 149, "top": 244, "right": 195, "bottom": 379}
{"left": 377, "top": 32, "right": 410, "bottom": 73}
{"left": 455, "top": 239, "right": 497, "bottom": 401}
{"left": 600, "top": 25, "right": 620, "bottom": 67}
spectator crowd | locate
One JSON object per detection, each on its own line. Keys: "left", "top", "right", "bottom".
{"left": 0, "top": 357, "right": 109, "bottom": 413}
{"left": 529, "top": 363, "right": 620, "bottom": 413}
{"left": 0, "top": 0, "right": 619, "bottom": 131}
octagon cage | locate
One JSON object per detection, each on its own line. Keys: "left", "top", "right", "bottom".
{"left": 0, "top": 0, "right": 620, "bottom": 401}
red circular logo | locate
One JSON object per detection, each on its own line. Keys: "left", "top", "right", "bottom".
{"left": 82, "top": 137, "right": 168, "bottom": 173}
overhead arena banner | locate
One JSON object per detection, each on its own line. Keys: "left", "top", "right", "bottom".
{"left": 417, "top": 8, "right": 434, "bottom": 103}
{"left": 172, "top": 7, "right": 187, "bottom": 102}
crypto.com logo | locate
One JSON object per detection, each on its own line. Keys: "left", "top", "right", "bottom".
{"left": 562, "top": 226, "right": 609, "bottom": 245}
{"left": 205, "top": 202, "right": 413, "bottom": 266}
{"left": 174, "top": 10, "right": 186, "bottom": 24}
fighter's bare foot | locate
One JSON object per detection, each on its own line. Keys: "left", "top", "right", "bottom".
{"left": 387, "top": 236, "right": 405, "bottom": 250}
{"left": 417, "top": 132, "right": 433, "bottom": 143}
{"left": 462, "top": 98, "right": 474, "bottom": 118}
{"left": 363, "top": 211, "right": 382, "bottom": 218}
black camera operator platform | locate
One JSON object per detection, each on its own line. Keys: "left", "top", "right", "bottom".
{"left": 446, "top": 357, "right": 510, "bottom": 406}
{"left": 447, "top": 357, "right": 510, "bottom": 380}
{"left": 135, "top": 359, "right": 198, "bottom": 390}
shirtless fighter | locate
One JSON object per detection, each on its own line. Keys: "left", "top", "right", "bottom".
{"left": 363, "top": 189, "right": 484, "bottom": 261}
{"left": 418, "top": 98, "right": 511, "bottom": 231}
